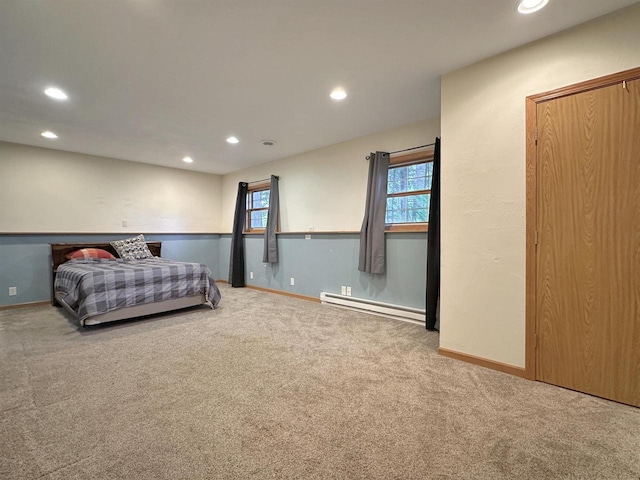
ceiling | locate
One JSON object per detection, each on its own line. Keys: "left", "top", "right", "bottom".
{"left": 0, "top": 0, "right": 637, "bottom": 175}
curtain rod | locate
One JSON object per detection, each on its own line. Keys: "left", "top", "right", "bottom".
{"left": 248, "top": 176, "right": 279, "bottom": 184}
{"left": 366, "top": 143, "right": 435, "bottom": 161}
{"left": 390, "top": 142, "right": 435, "bottom": 155}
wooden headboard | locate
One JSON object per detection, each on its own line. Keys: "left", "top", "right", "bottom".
{"left": 50, "top": 242, "right": 162, "bottom": 306}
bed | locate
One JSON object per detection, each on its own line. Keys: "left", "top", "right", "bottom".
{"left": 51, "top": 242, "right": 221, "bottom": 326}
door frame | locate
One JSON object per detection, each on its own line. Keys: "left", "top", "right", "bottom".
{"left": 524, "top": 66, "right": 640, "bottom": 381}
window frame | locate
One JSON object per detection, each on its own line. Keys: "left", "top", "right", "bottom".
{"left": 385, "top": 148, "right": 435, "bottom": 233}
{"left": 245, "top": 182, "right": 271, "bottom": 233}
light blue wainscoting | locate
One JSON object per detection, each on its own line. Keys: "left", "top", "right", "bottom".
{"left": 0, "top": 234, "right": 220, "bottom": 307}
{"left": 1, "top": 232, "right": 426, "bottom": 309}
{"left": 218, "top": 232, "right": 427, "bottom": 310}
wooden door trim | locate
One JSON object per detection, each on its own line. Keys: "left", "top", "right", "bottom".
{"left": 528, "top": 66, "right": 640, "bottom": 104}
{"left": 524, "top": 66, "right": 640, "bottom": 382}
{"left": 524, "top": 96, "right": 538, "bottom": 380}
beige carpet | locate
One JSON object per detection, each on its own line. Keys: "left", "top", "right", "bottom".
{"left": 1, "top": 285, "right": 639, "bottom": 479}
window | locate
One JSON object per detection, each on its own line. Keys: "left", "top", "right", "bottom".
{"left": 246, "top": 183, "right": 270, "bottom": 232}
{"left": 385, "top": 150, "right": 434, "bottom": 231}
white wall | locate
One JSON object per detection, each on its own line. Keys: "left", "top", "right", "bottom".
{"left": 220, "top": 118, "right": 441, "bottom": 232}
{"left": 440, "top": 4, "right": 640, "bottom": 367}
{"left": 0, "top": 141, "right": 222, "bottom": 233}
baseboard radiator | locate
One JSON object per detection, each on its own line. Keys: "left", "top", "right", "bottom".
{"left": 320, "top": 292, "right": 425, "bottom": 325}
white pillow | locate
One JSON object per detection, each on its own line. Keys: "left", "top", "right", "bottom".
{"left": 110, "top": 234, "right": 154, "bottom": 260}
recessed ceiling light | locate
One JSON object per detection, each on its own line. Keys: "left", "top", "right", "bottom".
{"left": 41, "top": 131, "right": 58, "bottom": 139}
{"left": 226, "top": 136, "right": 239, "bottom": 144}
{"left": 518, "top": 0, "right": 549, "bottom": 14}
{"left": 182, "top": 156, "right": 193, "bottom": 163}
{"left": 44, "top": 87, "right": 68, "bottom": 101}
{"left": 330, "top": 88, "right": 347, "bottom": 101}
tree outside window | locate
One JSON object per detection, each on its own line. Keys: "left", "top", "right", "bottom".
{"left": 246, "top": 185, "right": 270, "bottom": 232}
{"left": 385, "top": 150, "right": 434, "bottom": 231}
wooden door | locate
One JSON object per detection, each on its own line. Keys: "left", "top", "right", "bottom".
{"left": 536, "top": 78, "right": 640, "bottom": 407}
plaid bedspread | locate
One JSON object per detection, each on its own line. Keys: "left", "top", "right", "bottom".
{"left": 55, "top": 258, "right": 221, "bottom": 322}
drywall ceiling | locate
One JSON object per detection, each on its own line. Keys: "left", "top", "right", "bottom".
{"left": 0, "top": 0, "right": 637, "bottom": 174}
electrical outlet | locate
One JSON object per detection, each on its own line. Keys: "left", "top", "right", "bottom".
{"left": 8, "top": 287, "right": 17, "bottom": 296}
{"left": 341, "top": 286, "right": 346, "bottom": 295}
{"left": 305, "top": 234, "right": 311, "bottom": 240}
{"left": 122, "top": 220, "right": 128, "bottom": 227}
{"left": 290, "top": 277, "right": 295, "bottom": 286}
{"left": 346, "top": 286, "right": 352, "bottom": 296}
{"left": 250, "top": 272, "right": 253, "bottom": 279}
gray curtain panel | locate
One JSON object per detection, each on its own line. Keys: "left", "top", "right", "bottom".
{"left": 263, "top": 175, "right": 279, "bottom": 263}
{"left": 358, "top": 151, "right": 389, "bottom": 274}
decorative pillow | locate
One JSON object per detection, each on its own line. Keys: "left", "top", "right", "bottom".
{"left": 110, "top": 234, "right": 154, "bottom": 260}
{"left": 65, "top": 248, "right": 116, "bottom": 260}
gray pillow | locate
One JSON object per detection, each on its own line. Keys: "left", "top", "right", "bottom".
{"left": 110, "top": 234, "right": 154, "bottom": 260}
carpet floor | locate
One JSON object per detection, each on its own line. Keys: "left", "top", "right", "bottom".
{"left": 1, "top": 284, "right": 639, "bottom": 479}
